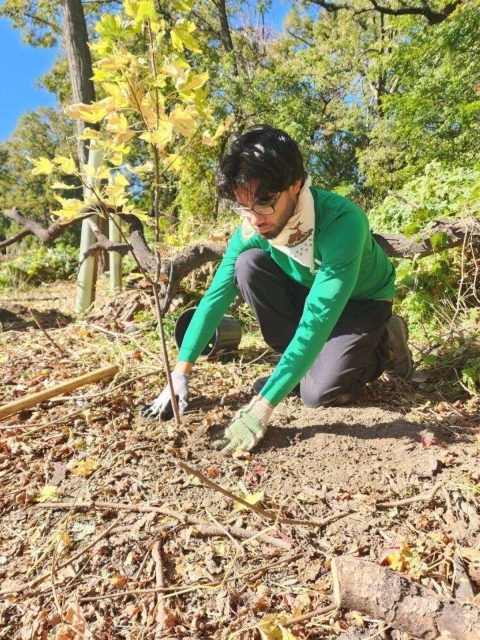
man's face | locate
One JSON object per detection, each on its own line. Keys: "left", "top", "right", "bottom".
{"left": 233, "top": 178, "right": 302, "bottom": 240}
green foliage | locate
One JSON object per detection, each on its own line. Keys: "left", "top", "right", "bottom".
{"left": 368, "top": 162, "right": 480, "bottom": 369}
{"left": 368, "top": 162, "right": 480, "bottom": 234}
{"left": 462, "top": 357, "right": 480, "bottom": 394}
{"left": 0, "top": 108, "right": 80, "bottom": 235}
{"left": 359, "top": 0, "right": 480, "bottom": 197}
{"left": 0, "top": 242, "right": 78, "bottom": 288}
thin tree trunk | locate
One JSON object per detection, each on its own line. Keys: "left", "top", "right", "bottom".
{"left": 60, "top": 0, "right": 97, "bottom": 167}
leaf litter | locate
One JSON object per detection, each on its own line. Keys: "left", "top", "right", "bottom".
{"left": 0, "top": 281, "right": 479, "bottom": 638}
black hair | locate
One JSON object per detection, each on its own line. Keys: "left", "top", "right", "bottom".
{"left": 216, "top": 124, "right": 306, "bottom": 203}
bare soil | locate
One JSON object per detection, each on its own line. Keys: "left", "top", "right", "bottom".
{"left": 0, "top": 281, "right": 479, "bottom": 639}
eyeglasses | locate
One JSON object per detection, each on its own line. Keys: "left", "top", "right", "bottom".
{"left": 232, "top": 191, "right": 282, "bottom": 217}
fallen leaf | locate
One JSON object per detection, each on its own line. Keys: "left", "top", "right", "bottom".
{"left": 421, "top": 434, "right": 436, "bottom": 447}
{"left": 67, "top": 459, "right": 100, "bottom": 477}
{"left": 111, "top": 573, "right": 128, "bottom": 588}
{"left": 254, "top": 466, "right": 267, "bottom": 475}
{"left": 36, "top": 485, "right": 59, "bottom": 503}
{"left": 234, "top": 491, "right": 264, "bottom": 511}
{"left": 257, "top": 613, "right": 297, "bottom": 639}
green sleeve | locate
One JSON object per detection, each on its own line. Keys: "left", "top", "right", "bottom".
{"left": 259, "top": 210, "right": 369, "bottom": 405}
{"left": 178, "top": 226, "right": 256, "bottom": 363}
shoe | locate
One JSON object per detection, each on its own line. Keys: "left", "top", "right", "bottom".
{"left": 384, "top": 315, "right": 413, "bottom": 380}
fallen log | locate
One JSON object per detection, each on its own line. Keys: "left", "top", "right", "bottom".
{"left": 331, "top": 556, "right": 480, "bottom": 639}
{"left": 0, "top": 364, "right": 119, "bottom": 419}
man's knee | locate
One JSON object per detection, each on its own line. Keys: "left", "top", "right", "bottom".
{"left": 300, "top": 380, "right": 353, "bottom": 408}
{"left": 234, "top": 249, "right": 267, "bottom": 289}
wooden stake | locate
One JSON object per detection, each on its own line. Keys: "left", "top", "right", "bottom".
{"left": 0, "top": 364, "right": 119, "bottom": 419}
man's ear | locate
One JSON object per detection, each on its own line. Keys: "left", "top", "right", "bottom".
{"left": 291, "top": 178, "right": 302, "bottom": 196}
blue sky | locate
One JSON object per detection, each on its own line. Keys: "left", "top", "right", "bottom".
{"left": 0, "top": 2, "right": 292, "bottom": 144}
{"left": 0, "top": 17, "right": 58, "bottom": 143}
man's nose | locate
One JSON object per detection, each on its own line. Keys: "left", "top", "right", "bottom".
{"left": 249, "top": 210, "right": 265, "bottom": 224}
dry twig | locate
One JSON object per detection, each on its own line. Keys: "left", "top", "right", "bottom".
{"left": 376, "top": 483, "right": 442, "bottom": 508}
{"left": 0, "top": 521, "right": 118, "bottom": 596}
{"left": 35, "top": 500, "right": 292, "bottom": 550}
{"left": 152, "top": 540, "right": 166, "bottom": 639}
{"left": 28, "top": 308, "right": 70, "bottom": 357}
{"left": 178, "top": 461, "right": 340, "bottom": 528}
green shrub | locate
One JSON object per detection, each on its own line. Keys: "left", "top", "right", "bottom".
{"left": 0, "top": 243, "right": 78, "bottom": 289}
{"left": 368, "top": 162, "right": 480, "bottom": 235}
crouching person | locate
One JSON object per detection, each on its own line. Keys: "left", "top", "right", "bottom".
{"left": 143, "top": 125, "right": 413, "bottom": 454}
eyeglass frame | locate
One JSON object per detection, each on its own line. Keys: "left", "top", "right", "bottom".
{"left": 231, "top": 191, "right": 282, "bottom": 217}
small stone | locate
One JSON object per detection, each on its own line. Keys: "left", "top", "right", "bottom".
{"left": 416, "top": 455, "right": 442, "bottom": 478}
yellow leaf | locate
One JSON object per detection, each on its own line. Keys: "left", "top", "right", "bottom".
{"left": 166, "top": 153, "right": 182, "bottom": 171}
{"left": 140, "top": 122, "right": 173, "bottom": 149}
{"left": 171, "top": 0, "right": 195, "bottom": 11}
{"left": 58, "top": 529, "right": 72, "bottom": 551}
{"left": 130, "top": 209, "right": 152, "bottom": 222}
{"left": 169, "top": 104, "right": 198, "bottom": 137}
{"left": 105, "top": 112, "right": 130, "bottom": 133}
{"left": 53, "top": 195, "right": 84, "bottom": 218}
{"left": 67, "top": 459, "right": 100, "bottom": 478}
{"left": 64, "top": 97, "right": 115, "bottom": 124}
{"left": 51, "top": 182, "right": 79, "bottom": 190}
{"left": 202, "top": 114, "right": 234, "bottom": 147}
{"left": 113, "top": 172, "right": 129, "bottom": 186}
{"left": 234, "top": 491, "right": 264, "bottom": 511}
{"left": 53, "top": 156, "right": 77, "bottom": 174}
{"left": 28, "top": 156, "right": 54, "bottom": 175}
{"left": 171, "top": 23, "right": 201, "bottom": 53}
{"left": 139, "top": 105, "right": 160, "bottom": 129}
{"left": 36, "top": 485, "right": 58, "bottom": 503}
{"left": 177, "top": 70, "right": 209, "bottom": 95}
{"left": 136, "top": 0, "right": 157, "bottom": 23}
{"left": 257, "top": 613, "right": 297, "bottom": 640}
{"left": 386, "top": 541, "right": 414, "bottom": 572}
{"left": 77, "top": 127, "right": 102, "bottom": 141}
{"left": 126, "top": 161, "right": 154, "bottom": 176}
{"left": 81, "top": 163, "right": 98, "bottom": 179}
{"left": 101, "top": 82, "right": 122, "bottom": 98}
{"left": 349, "top": 612, "right": 365, "bottom": 627}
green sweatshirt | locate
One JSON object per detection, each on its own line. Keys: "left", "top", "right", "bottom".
{"left": 178, "top": 188, "right": 395, "bottom": 406}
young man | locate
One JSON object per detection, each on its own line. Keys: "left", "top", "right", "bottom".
{"left": 143, "top": 125, "right": 413, "bottom": 453}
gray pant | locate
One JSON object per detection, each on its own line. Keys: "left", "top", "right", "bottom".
{"left": 234, "top": 249, "right": 392, "bottom": 407}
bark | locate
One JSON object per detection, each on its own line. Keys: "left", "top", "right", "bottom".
{"left": 60, "top": 0, "right": 98, "bottom": 167}
{"left": 331, "top": 556, "right": 480, "bottom": 639}
{"left": 307, "top": 0, "right": 464, "bottom": 26}
{"left": 212, "top": 0, "right": 239, "bottom": 76}
{"left": 372, "top": 217, "right": 480, "bottom": 259}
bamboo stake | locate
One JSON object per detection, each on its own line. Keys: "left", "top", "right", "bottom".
{"left": 0, "top": 364, "right": 119, "bottom": 419}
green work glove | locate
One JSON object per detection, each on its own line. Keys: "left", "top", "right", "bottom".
{"left": 212, "top": 398, "right": 273, "bottom": 454}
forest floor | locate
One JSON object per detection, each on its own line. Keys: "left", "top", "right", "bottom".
{"left": 0, "top": 279, "right": 479, "bottom": 639}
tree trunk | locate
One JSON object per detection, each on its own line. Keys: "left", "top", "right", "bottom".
{"left": 60, "top": 0, "right": 97, "bottom": 167}
{"left": 331, "top": 556, "right": 480, "bottom": 640}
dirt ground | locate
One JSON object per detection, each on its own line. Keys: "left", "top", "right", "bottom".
{"left": 0, "top": 281, "right": 479, "bottom": 639}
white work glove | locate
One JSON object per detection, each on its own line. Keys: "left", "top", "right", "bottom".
{"left": 142, "top": 373, "right": 189, "bottom": 420}
{"left": 211, "top": 397, "right": 273, "bottom": 454}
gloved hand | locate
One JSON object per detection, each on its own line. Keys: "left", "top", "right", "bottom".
{"left": 142, "top": 373, "right": 190, "bottom": 420}
{"left": 212, "top": 397, "right": 273, "bottom": 454}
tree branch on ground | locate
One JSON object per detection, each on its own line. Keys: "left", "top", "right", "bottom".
{"left": 3, "top": 206, "right": 479, "bottom": 308}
